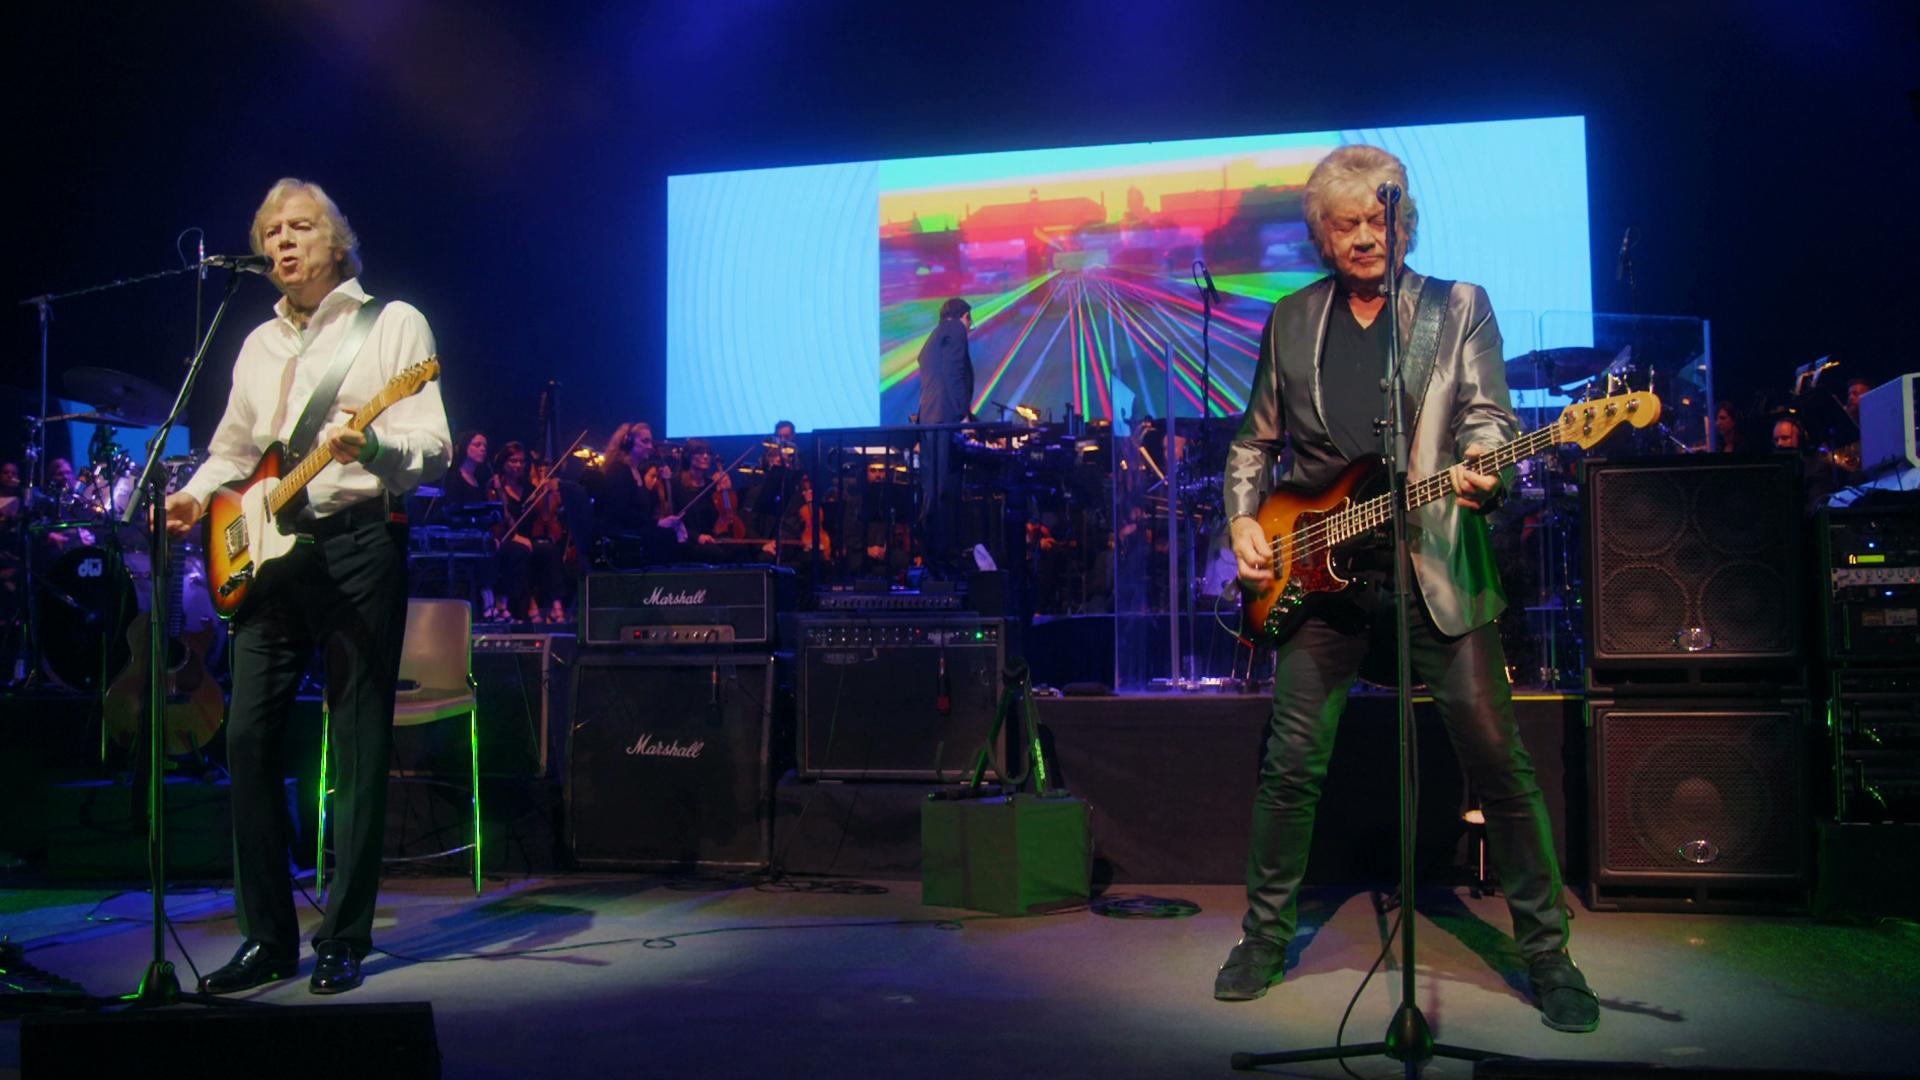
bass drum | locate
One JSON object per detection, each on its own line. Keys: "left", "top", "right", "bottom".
{"left": 36, "top": 545, "right": 134, "bottom": 692}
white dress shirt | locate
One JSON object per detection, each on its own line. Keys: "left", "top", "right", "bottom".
{"left": 181, "top": 278, "right": 451, "bottom": 516}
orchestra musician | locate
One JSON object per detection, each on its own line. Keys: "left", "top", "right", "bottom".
{"left": 164, "top": 178, "right": 451, "bottom": 996}
{"left": 1214, "top": 147, "right": 1597, "bottom": 1033}
{"left": 439, "top": 430, "right": 501, "bottom": 619}
{"left": 492, "top": 441, "right": 566, "bottom": 622}
{"left": 672, "top": 439, "right": 727, "bottom": 550}
{"left": 840, "top": 460, "right": 910, "bottom": 579}
{"left": 592, "top": 421, "right": 683, "bottom": 564}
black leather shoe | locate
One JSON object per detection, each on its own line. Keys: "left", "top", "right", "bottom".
{"left": 199, "top": 940, "right": 297, "bottom": 995}
{"left": 1528, "top": 950, "right": 1600, "bottom": 1032}
{"left": 309, "top": 939, "right": 364, "bottom": 995}
{"left": 1213, "top": 938, "right": 1287, "bottom": 1001}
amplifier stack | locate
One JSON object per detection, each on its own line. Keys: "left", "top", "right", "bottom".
{"left": 565, "top": 567, "right": 795, "bottom": 871}
{"left": 1820, "top": 505, "right": 1920, "bottom": 823}
{"left": 1580, "top": 456, "right": 1813, "bottom": 910}
{"left": 1815, "top": 499, "right": 1920, "bottom": 920}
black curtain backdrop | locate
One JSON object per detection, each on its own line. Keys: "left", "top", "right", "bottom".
{"left": 7, "top": 1, "right": 1917, "bottom": 462}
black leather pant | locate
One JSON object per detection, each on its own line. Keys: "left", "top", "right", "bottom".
{"left": 1241, "top": 597, "right": 1568, "bottom": 959}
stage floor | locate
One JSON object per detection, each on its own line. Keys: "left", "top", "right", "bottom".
{"left": 4, "top": 873, "right": 1917, "bottom": 1078}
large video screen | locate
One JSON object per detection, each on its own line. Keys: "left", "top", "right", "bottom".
{"left": 668, "top": 116, "right": 1590, "bottom": 437}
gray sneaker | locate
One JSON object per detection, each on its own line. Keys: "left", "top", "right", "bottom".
{"left": 1213, "top": 938, "right": 1286, "bottom": 1001}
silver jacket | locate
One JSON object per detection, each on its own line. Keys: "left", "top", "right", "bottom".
{"left": 1222, "top": 269, "right": 1518, "bottom": 637}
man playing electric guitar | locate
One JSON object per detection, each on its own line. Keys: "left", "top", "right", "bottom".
{"left": 1212, "top": 147, "right": 1598, "bottom": 1033}
{"left": 164, "top": 179, "right": 451, "bottom": 996}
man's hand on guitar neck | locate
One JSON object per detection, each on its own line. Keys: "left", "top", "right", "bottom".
{"left": 1230, "top": 514, "right": 1274, "bottom": 589}
{"left": 1452, "top": 445, "right": 1501, "bottom": 510}
{"left": 164, "top": 492, "right": 204, "bottom": 538}
{"left": 322, "top": 411, "right": 378, "bottom": 466}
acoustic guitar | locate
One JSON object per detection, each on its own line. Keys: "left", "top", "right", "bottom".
{"left": 1241, "top": 391, "right": 1659, "bottom": 644}
{"left": 103, "top": 544, "right": 224, "bottom": 757}
{"left": 206, "top": 357, "right": 440, "bottom": 619}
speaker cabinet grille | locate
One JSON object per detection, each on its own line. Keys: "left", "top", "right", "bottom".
{"left": 565, "top": 653, "right": 774, "bottom": 870}
{"left": 1584, "top": 457, "right": 1804, "bottom": 681}
{"left": 1589, "top": 699, "right": 1807, "bottom": 892}
{"left": 798, "top": 616, "right": 1004, "bottom": 780}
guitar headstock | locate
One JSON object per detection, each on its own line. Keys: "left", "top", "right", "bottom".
{"left": 393, "top": 356, "right": 441, "bottom": 396}
{"left": 1554, "top": 390, "right": 1660, "bottom": 449}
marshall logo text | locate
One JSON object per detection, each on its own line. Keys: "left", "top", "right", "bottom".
{"left": 626, "top": 733, "right": 707, "bottom": 760}
{"left": 644, "top": 587, "right": 708, "bottom": 606}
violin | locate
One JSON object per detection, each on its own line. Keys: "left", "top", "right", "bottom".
{"left": 529, "top": 458, "right": 565, "bottom": 543}
{"left": 711, "top": 468, "right": 747, "bottom": 540}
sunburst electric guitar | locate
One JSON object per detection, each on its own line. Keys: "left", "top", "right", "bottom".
{"left": 1242, "top": 390, "right": 1660, "bottom": 644}
{"left": 206, "top": 357, "right": 441, "bottom": 619}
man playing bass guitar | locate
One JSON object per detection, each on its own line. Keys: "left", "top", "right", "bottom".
{"left": 164, "top": 178, "right": 451, "bottom": 997}
{"left": 1212, "top": 147, "right": 1598, "bottom": 1034}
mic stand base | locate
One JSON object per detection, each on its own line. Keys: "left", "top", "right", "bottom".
{"left": 1229, "top": 1001, "right": 1500, "bottom": 1071}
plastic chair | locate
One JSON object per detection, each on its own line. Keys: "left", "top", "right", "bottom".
{"left": 318, "top": 597, "right": 481, "bottom": 895}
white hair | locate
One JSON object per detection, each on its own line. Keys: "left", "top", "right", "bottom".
{"left": 250, "top": 177, "right": 363, "bottom": 279}
{"left": 1301, "top": 145, "right": 1419, "bottom": 268}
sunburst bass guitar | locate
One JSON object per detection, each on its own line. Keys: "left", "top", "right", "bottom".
{"left": 1242, "top": 391, "right": 1659, "bottom": 644}
{"left": 205, "top": 357, "right": 441, "bottom": 619}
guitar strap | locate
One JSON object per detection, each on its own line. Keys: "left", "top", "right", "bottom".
{"left": 1399, "top": 276, "right": 1453, "bottom": 438}
{"left": 287, "top": 298, "right": 387, "bottom": 464}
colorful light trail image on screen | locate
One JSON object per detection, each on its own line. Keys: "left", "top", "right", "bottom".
{"left": 667, "top": 116, "right": 1589, "bottom": 437}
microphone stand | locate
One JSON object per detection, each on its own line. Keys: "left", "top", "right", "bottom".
{"left": 1230, "top": 187, "right": 1498, "bottom": 1077}
{"left": 113, "top": 266, "right": 253, "bottom": 1009}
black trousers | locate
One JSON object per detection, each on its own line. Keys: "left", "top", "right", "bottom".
{"left": 918, "top": 432, "right": 958, "bottom": 565}
{"left": 225, "top": 513, "right": 408, "bottom": 957}
{"left": 1241, "top": 593, "right": 1569, "bottom": 959}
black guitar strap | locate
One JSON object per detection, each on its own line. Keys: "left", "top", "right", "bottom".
{"left": 1400, "top": 276, "right": 1453, "bottom": 439}
{"left": 287, "top": 298, "right": 387, "bottom": 463}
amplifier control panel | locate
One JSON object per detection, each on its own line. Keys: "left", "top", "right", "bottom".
{"left": 803, "top": 621, "right": 999, "bottom": 649}
{"left": 620, "top": 624, "right": 737, "bottom": 645}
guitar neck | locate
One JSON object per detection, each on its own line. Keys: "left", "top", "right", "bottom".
{"left": 265, "top": 389, "right": 403, "bottom": 517}
{"left": 1340, "top": 424, "right": 1560, "bottom": 535}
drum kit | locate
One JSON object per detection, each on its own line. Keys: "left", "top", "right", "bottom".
{"left": 12, "top": 366, "right": 221, "bottom": 695}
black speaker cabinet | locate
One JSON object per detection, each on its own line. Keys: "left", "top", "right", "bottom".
{"left": 1587, "top": 697, "right": 1810, "bottom": 911}
{"left": 1583, "top": 456, "right": 1805, "bottom": 690}
{"left": 565, "top": 652, "right": 775, "bottom": 870}
{"left": 797, "top": 615, "right": 1004, "bottom": 780}
{"left": 472, "top": 631, "right": 571, "bottom": 777}
{"left": 22, "top": 1002, "right": 439, "bottom": 1078}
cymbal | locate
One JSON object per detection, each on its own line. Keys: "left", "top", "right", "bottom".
{"left": 45, "top": 409, "right": 143, "bottom": 426}
{"left": 63, "top": 367, "right": 171, "bottom": 425}
{"left": 1505, "top": 347, "right": 1615, "bottom": 389}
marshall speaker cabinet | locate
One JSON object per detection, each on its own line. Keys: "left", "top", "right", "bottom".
{"left": 565, "top": 652, "right": 776, "bottom": 870}
{"left": 797, "top": 615, "right": 1004, "bottom": 781}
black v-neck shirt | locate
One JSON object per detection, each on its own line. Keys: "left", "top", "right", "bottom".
{"left": 1320, "top": 292, "right": 1390, "bottom": 462}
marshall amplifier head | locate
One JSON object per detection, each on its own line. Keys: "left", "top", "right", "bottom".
{"left": 582, "top": 566, "right": 795, "bottom": 647}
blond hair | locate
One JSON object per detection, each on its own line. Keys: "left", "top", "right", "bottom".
{"left": 250, "top": 178, "right": 363, "bottom": 279}
{"left": 1302, "top": 146, "right": 1419, "bottom": 268}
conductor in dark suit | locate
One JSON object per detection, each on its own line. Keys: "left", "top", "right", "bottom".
{"left": 916, "top": 297, "right": 974, "bottom": 569}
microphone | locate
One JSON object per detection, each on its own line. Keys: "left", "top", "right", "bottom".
{"left": 202, "top": 253, "right": 272, "bottom": 274}
{"left": 1196, "top": 260, "right": 1221, "bottom": 305}
{"left": 1376, "top": 181, "right": 1402, "bottom": 204}
{"left": 1616, "top": 227, "right": 1637, "bottom": 283}
{"left": 197, "top": 233, "right": 207, "bottom": 282}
